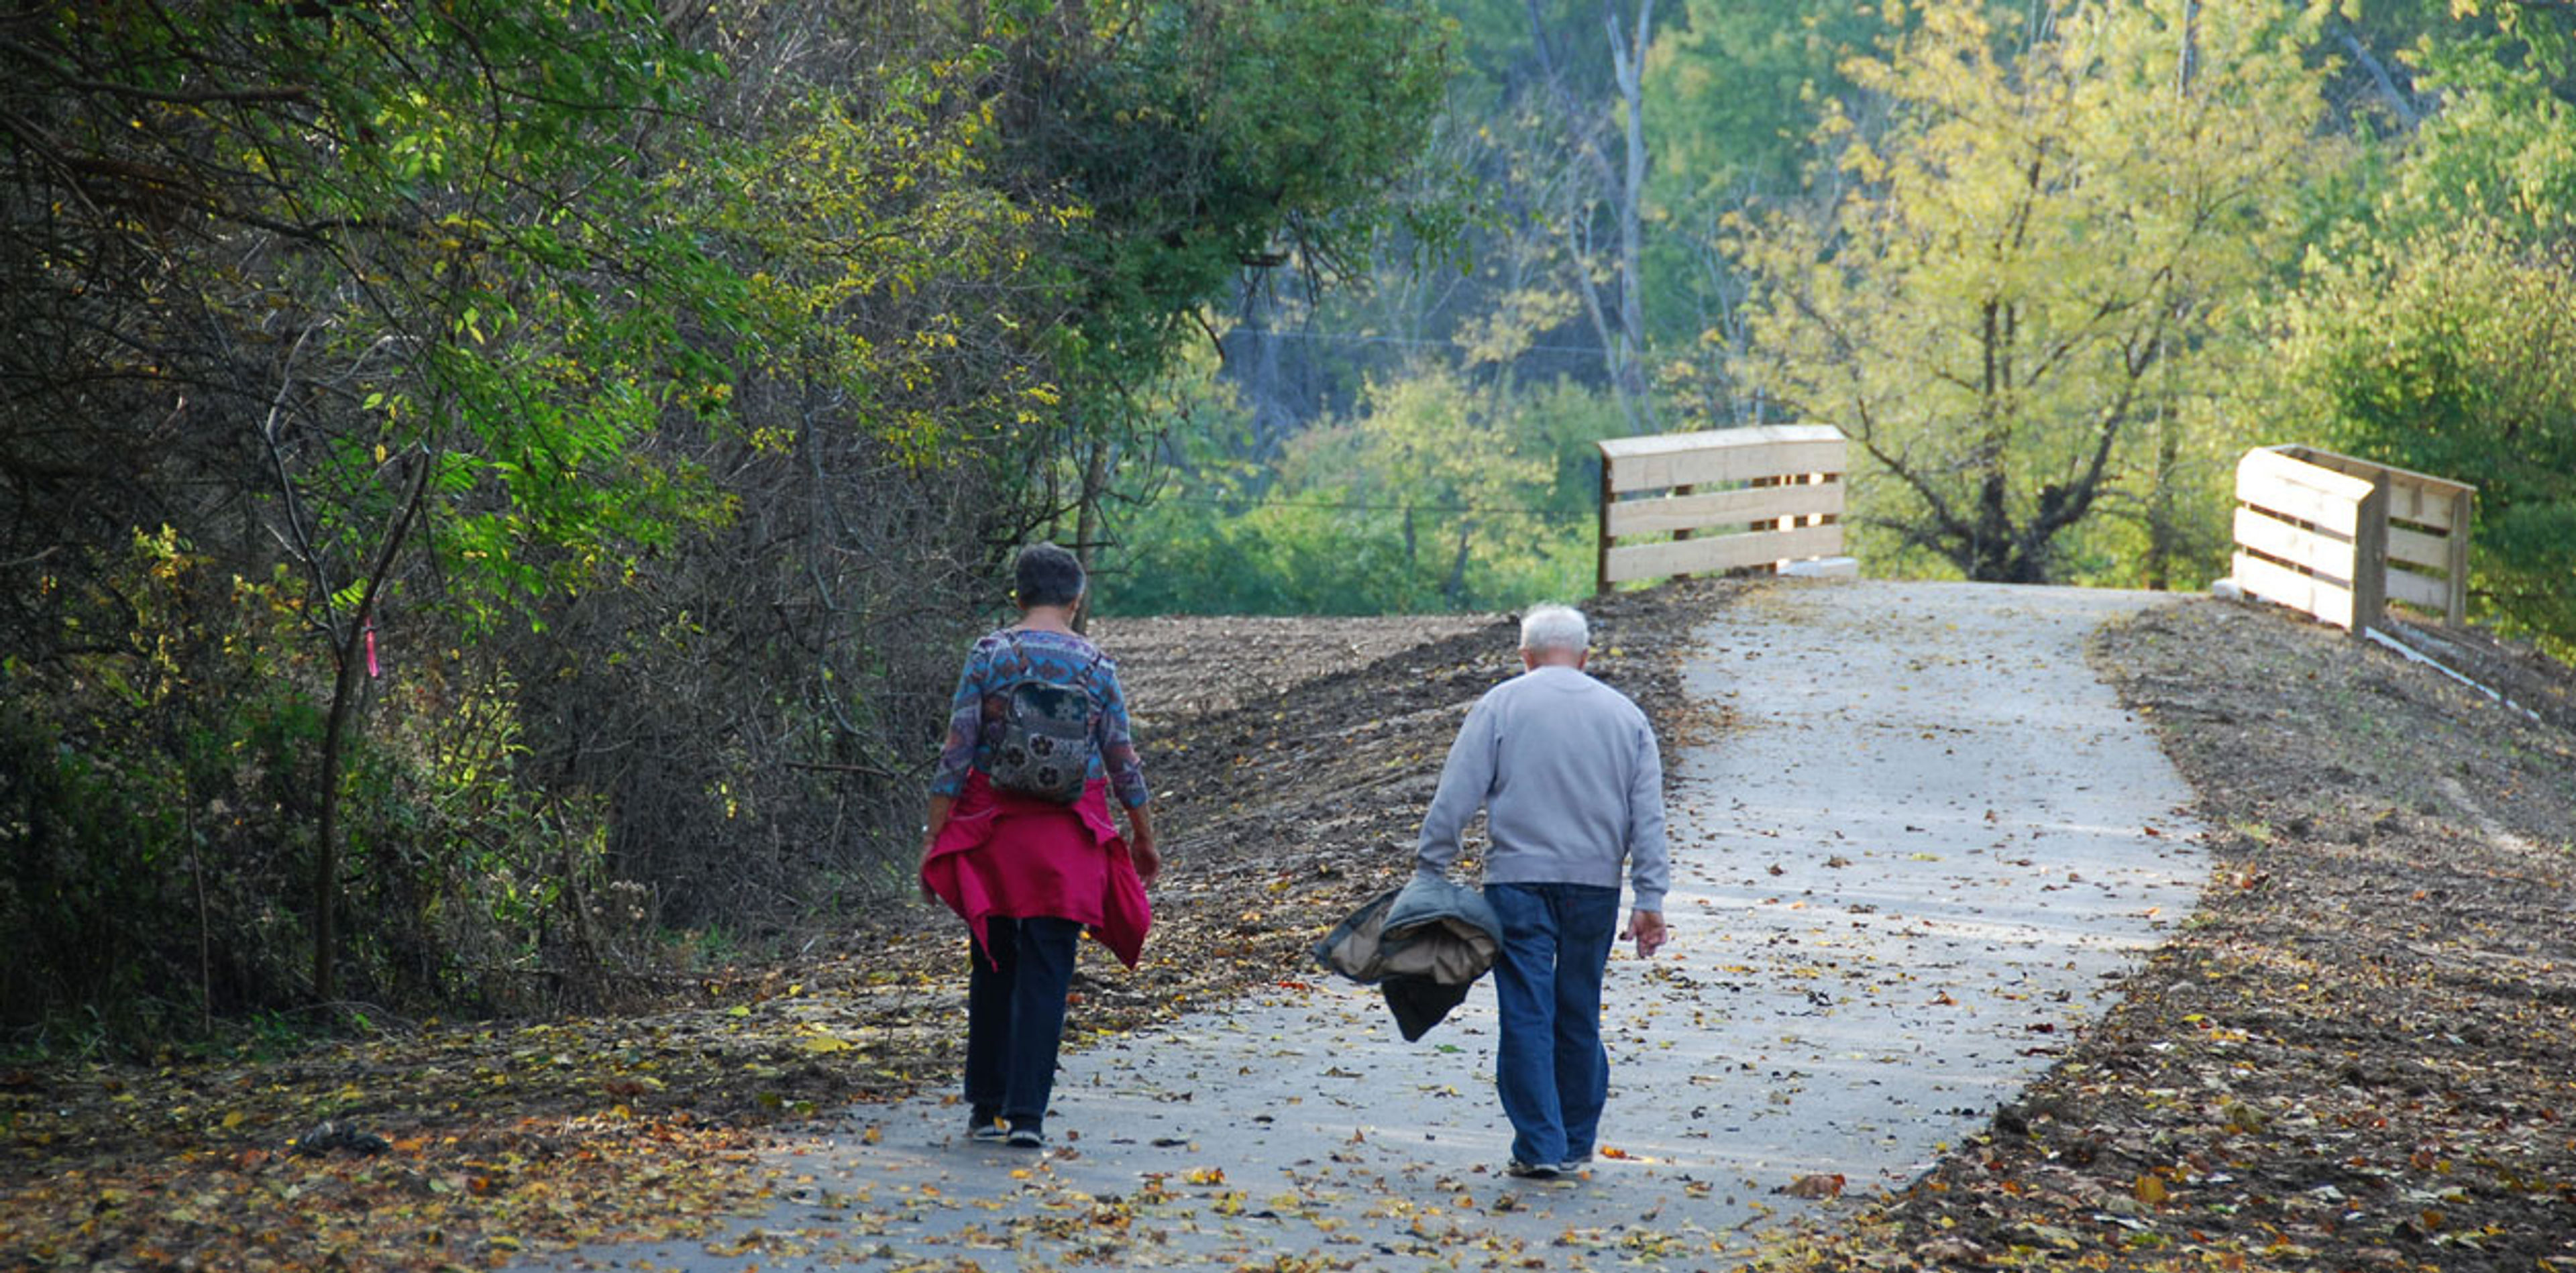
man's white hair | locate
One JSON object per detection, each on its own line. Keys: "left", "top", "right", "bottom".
{"left": 1518, "top": 604, "right": 1590, "bottom": 655}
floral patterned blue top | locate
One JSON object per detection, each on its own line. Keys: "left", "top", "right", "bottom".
{"left": 930, "top": 627, "right": 1148, "bottom": 809}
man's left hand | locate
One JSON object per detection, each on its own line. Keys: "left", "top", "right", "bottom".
{"left": 1622, "top": 909, "right": 1668, "bottom": 958}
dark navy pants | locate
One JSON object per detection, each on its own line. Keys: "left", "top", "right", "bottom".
{"left": 1485, "top": 881, "right": 1620, "bottom": 1166}
{"left": 963, "top": 914, "right": 1082, "bottom": 1125}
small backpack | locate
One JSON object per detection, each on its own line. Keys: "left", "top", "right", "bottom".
{"left": 985, "top": 633, "right": 1102, "bottom": 804}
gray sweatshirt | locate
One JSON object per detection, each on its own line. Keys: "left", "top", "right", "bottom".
{"left": 1415, "top": 664, "right": 1669, "bottom": 912}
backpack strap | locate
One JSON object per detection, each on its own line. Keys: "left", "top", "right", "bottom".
{"left": 1004, "top": 628, "right": 1104, "bottom": 694}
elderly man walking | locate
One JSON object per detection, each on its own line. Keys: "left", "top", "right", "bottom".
{"left": 1417, "top": 604, "right": 1668, "bottom": 1179}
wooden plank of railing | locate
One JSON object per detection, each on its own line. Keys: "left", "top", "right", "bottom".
{"left": 2282, "top": 446, "right": 2475, "bottom": 500}
{"left": 1591, "top": 482, "right": 1611, "bottom": 594}
{"left": 1604, "top": 480, "right": 1843, "bottom": 538}
{"left": 2233, "top": 552, "right": 2359, "bottom": 630}
{"left": 1596, "top": 425, "right": 1848, "bottom": 593}
{"left": 1600, "top": 425, "right": 1846, "bottom": 494}
{"left": 1669, "top": 483, "right": 1695, "bottom": 581}
{"left": 2282, "top": 444, "right": 2472, "bottom": 623}
{"left": 2387, "top": 524, "right": 2452, "bottom": 573}
{"left": 2383, "top": 484, "right": 2463, "bottom": 531}
{"left": 2233, "top": 448, "right": 2382, "bottom": 634}
{"left": 2235, "top": 444, "right": 2475, "bottom": 632}
{"left": 1606, "top": 522, "right": 1846, "bottom": 583}
{"left": 2351, "top": 481, "right": 2390, "bottom": 631}
{"left": 2389, "top": 565, "right": 2451, "bottom": 613}
{"left": 2239, "top": 448, "right": 2371, "bottom": 536}
{"left": 2443, "top": 488, "right": 2473, "bottom": 626}
{"left": 2233, "top": 507, "right": 2360, "bottom": 582}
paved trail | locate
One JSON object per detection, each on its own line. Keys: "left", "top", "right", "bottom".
{"left": 532, "top": 580, "right": 2210, "bottom": 1272}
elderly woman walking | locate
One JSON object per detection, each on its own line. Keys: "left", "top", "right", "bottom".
{"left": 918, "top": 543, "right": 1159, "bottom": 1149}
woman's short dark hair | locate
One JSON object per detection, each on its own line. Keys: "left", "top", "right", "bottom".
{"left": 1014, "top": 543, "right": 1087, "bottom": 608}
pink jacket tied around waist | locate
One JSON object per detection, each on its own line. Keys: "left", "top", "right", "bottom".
{"left": 920, "top": 770, "right": 1150, "bottom": 968}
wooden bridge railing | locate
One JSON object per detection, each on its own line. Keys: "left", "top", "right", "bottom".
{"left": 2231, "top": 445, "right": 2475, "bottom": 634}
{"left": 1596, "top": 425, "right": 1847, "bottom": 594}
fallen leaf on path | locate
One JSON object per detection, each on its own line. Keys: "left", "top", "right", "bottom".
{"left": 1776, "top": 1172, "right": 1845, "bottom": 1199}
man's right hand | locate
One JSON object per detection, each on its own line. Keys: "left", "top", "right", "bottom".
{"left": 1622, "top": 909, "right": 1668, "bottom": 958}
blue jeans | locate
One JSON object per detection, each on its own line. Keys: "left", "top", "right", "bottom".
{"left": 1485, "top": 881, "right": 1620, "bottom": 1166}
{"left": 964, "top": 915, "right": 1082, "bottom": 1125}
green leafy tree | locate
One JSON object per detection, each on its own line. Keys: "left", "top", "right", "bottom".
{"left": 0, "top": 0, "right": 1459, "bottom": 1034}
{"left": 1733, "top": 0, "right": 2327, "bottom": 584}
{"left": 991, "top": 0, "right": 1455, "bottom": 578}
{"left": 1644, "top": 1, "right": 1880, "bottom": 201}
{"left": 1644, "top": 2, "right": 1884, "bottom": 426}
{"left": 2278, "top": 223, "right": 2575, "bottom": 651}
{"left": 1108, "top": 345, "right": 1617, "bottom": 615}
{"left": 2263, "top": 12, "right": 2575, "bottom": 651}
{"left": 1, "top": 0, "right": 752, "bottom": 1004}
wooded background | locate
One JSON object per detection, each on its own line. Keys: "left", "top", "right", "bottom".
{"left": 1112, "top": 0, "right": 2570, "bottom": 628}
{"left": 3, "top": 0, "right": 2567, "bottom": 1050}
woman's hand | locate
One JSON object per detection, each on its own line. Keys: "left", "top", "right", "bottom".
{"left": 917, "top": 795, "right": 955, "bottom": 904}
{"left": 1124, "top": 803, "right": 1160, "bottom": 887}
{"left": 1128, "top": 832, "right": 1161, "bottom": 888}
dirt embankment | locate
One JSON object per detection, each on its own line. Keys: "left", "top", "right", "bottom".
{"left": 1095, "top": 612, "right": 1497, "bottom": 722}
{"left": 1073, "top": 582, "right": 1740, "bottom": 1033}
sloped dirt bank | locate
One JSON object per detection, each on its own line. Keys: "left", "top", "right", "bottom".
{"left": 1063, "top": 582, "right": 1741, "bottom": 1054}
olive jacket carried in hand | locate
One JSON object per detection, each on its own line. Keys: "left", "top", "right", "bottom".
{"left": 1313, "top": 873, "right": 1502, "bottom": 1041}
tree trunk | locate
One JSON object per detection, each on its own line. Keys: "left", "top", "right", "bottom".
{"left": 2179, "top": 0, "right": 2201, "bottom": 95}
{"left": 311, "top": 628, "right": 368, "bottom": 1004}
{"left": 2335, "top": 23, "right": 2417, "bottom": 131}
{"left": 1443, "top": 524, "right": 1473, "bottom": 608}
{"left": 1527, "top": 0, "right": 1659, "bottom": 435}
{"left": 1607, "top": 0, "right": 1656, "bottom": 429}
{"left": 2147, "top": 3, "right": 2198, "bottom": 594}
{"left": 1072, "top": 439, "right": 1107, "bottom": 633}
{"left": 1969, "top": 469, "right": 2015, "bottom": 582}
{"left": 1570, "top": 245, "right": 1644, "bottom": 435}
{"left": 311, "top": 454, "right": 432, "bottom": 1005}
{"left": 2143, "top": 404, "right": 2181, "bottom": 592}
{"left": 190, "top": 806, "right": 211, "bottom": 1028}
